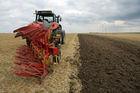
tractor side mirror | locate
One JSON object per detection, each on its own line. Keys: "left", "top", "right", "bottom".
{"left": 60, "top": 17, "right": 62, "bottom": 21}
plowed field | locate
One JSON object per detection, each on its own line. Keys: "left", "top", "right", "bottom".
{"left": 78, "top": 34, "right": 140, "bottom": 93}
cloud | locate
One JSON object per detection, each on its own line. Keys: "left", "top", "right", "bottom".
{"left": 0, "top": 0, "right": 140, "bottom": 33}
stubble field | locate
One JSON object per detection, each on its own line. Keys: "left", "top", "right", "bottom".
{"left": 0, "top": 33, "right": 140, "bottom": 93}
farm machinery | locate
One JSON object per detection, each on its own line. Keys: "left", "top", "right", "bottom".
{"left": 13, "top": 10, "right": 65, "bottom": 82}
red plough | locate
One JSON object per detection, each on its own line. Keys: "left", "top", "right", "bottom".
{"left": 13, "top": 10, "right": 65, "bottom": 83}
{"left": 13, "top": 22, "right": 58, "bottom": 81}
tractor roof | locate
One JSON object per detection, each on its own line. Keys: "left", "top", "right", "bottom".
{"left": 36, "top": 10, "right": 55, "bottom": 16}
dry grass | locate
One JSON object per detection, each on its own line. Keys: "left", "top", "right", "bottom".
{"left": 0, "top": 33, "right": 25, "bottom": 92}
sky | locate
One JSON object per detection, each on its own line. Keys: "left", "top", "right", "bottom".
{"left": 0, "top": 0, "right": 140, "bottom": 33}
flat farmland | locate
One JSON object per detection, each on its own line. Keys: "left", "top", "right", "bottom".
{"left": 0, "top": 33, "right": 140, "bottom": 93}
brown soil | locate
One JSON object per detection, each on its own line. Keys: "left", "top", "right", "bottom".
{"left": 78, "top": 34, "right": 140, "bottom": 93}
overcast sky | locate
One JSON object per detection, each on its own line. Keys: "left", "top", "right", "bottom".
{"left": 0, "top": 0, "right": 140, "bottom": 33}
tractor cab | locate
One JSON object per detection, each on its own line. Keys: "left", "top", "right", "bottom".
{"left": 35, "top": 10, "right": 62, "bottom": 23}
{"left": 34, "top": 10, "right": 65, "bottom": 45}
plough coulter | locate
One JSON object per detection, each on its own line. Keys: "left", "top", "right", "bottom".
{"left": 13, "top": 10, "right": 65, "bottom": 83}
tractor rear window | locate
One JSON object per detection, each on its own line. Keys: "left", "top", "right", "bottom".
{"left": 44, "top": 16, "right": 53, "bottom": 22}
{"left": 36, "top": 15, "right": 53, "bottom": 22}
